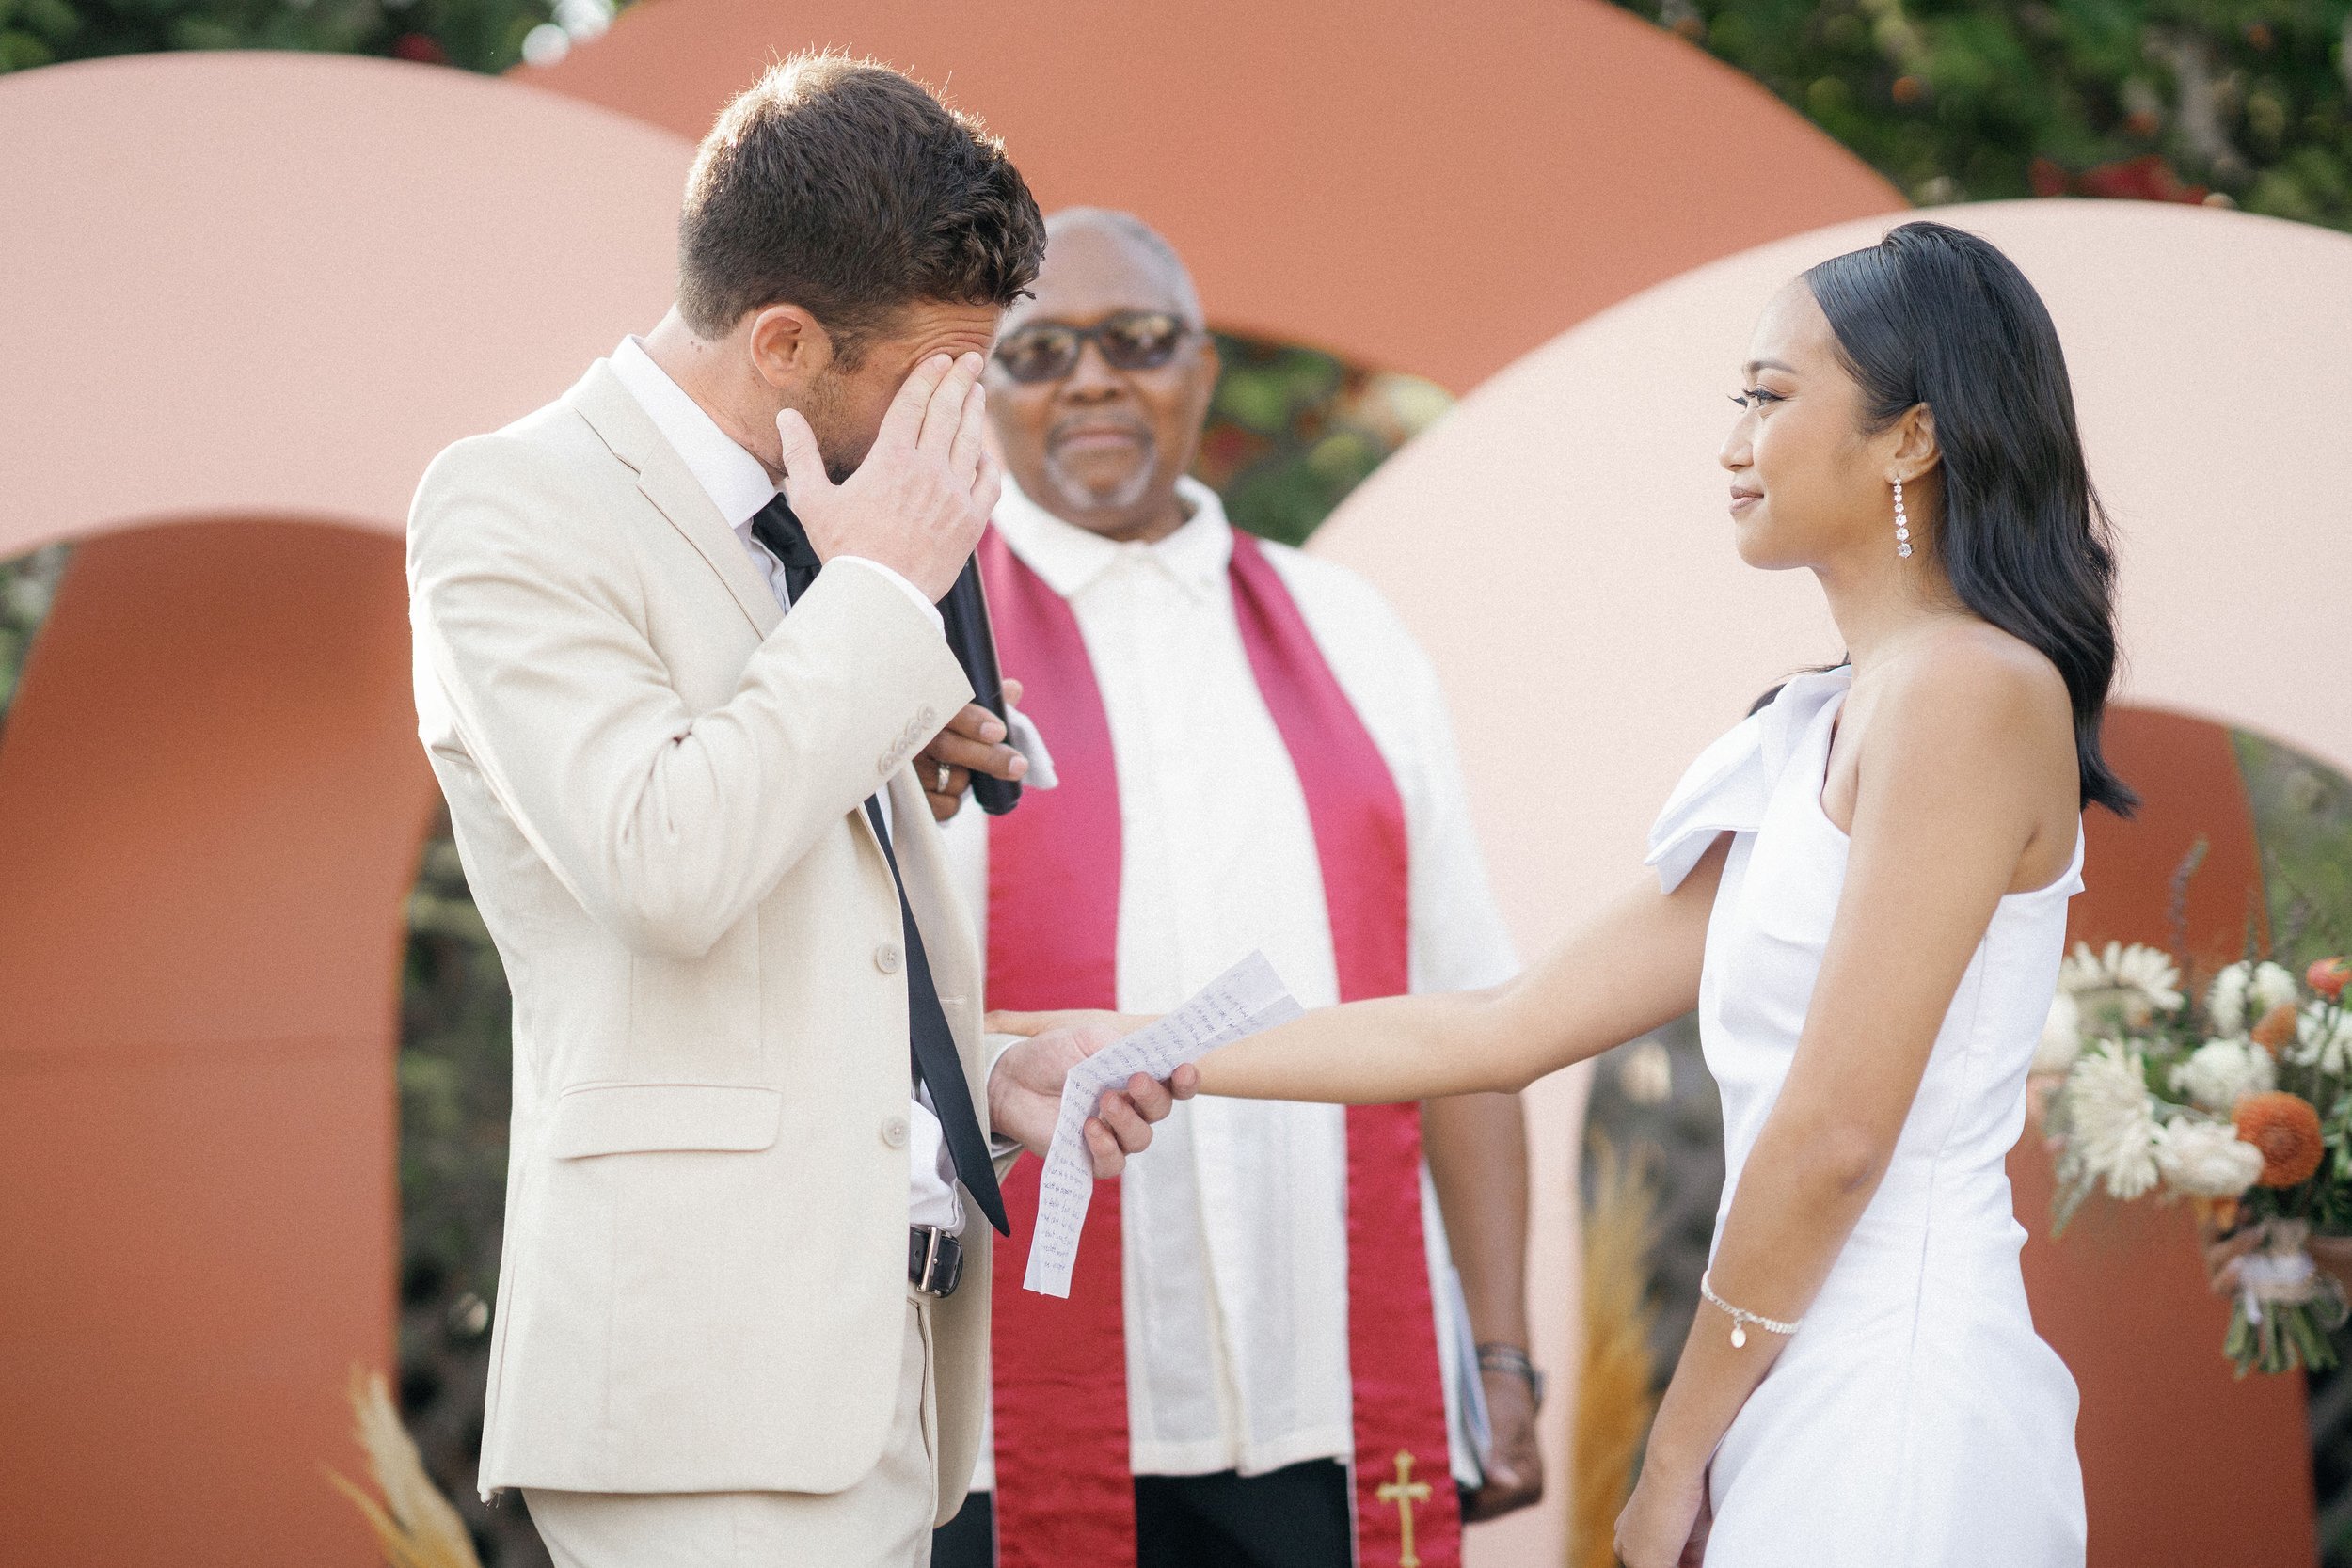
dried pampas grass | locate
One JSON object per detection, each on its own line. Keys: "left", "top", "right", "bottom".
{"left": 328, "top": 1368, "right": 483, "bottom": 1568}
{"left": 1570, "top": 1134, "right": 1662, "bottom": 1568}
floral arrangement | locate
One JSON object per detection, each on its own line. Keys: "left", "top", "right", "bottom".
{"left": 2040, "top": 944, "right": 2352, "bottom": 1374}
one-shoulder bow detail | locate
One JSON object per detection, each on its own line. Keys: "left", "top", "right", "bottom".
{"left": 1644, "top": 668, "right": 1852, "bottom": 894}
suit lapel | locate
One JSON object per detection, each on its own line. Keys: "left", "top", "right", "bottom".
{"left": 565, "top": 360, "right": 783, "bottom": 640}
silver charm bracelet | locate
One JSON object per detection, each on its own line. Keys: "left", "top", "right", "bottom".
{"left": 1699, "top": 1270, "right": 1801, "bottom": 1349}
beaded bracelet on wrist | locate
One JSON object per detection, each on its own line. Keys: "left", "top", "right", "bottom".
{"left": 1699, "top": 1270, "right": 1801, "bottom": 1348}
{"left": 1474, "top": 1341, "right": 1546, "bottom": 1406}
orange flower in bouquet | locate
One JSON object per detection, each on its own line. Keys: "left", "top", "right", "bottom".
{"left": 2251, "top": 1004, "right": 2302, "bottom": 1053}
{"left": 2233, "top": 1092, "right": 2326, "bottom": 1188}
{"left": 2042, "top": 942, "right": 2352, "bottom": 1373}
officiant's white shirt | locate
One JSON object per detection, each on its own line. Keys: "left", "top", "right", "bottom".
{"left": 945, "top": 477, "right": 1517, "bottom": 1485}
{"left": 609, "top": 337, "right": 967, "bottom": 1235}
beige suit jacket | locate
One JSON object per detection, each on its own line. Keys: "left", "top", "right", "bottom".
{"left": 407, "top": 360, "right": 995, "bottom": 1518}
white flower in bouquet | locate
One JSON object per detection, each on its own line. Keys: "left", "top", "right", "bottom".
{"left": 2035, "top": 991, "right": 2084, "bottom": 1075}
{"left": 2169, "top": 1037, "right": 2277, "bottom": 1113}
{"left": 2066, "top": 1042, "right": 2162, "bottom": 1200}
{"left": 2060, "top": 941, "right": 2184, "bottom": 1028}
{"left": 2207, "top": 962, "right": 2252, "bottom": 1036}
{"left": 2151, "top": 1117, "right": 2265, "bottom": 1199}
{"left": 2251, "top": 962, "right": 2303, "bottom": 1017}
{"left": 2290, "top": 1004, "right": 2352, "bottom": 1075}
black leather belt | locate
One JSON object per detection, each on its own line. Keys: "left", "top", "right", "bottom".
{"left": 909, "top": 1225, "right": 964, "bottom": 1298}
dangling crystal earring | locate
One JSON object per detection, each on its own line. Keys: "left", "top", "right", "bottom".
{"left": 1894, "top": 479, "right": 1913, "bottom": 559}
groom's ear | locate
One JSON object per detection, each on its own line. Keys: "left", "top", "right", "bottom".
{"left": 745, "top": 303, "right": 835, "bottom": 392}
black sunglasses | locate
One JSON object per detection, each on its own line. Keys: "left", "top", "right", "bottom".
{"left": 993, "top": 311, "right": 1195, "bottom": 384}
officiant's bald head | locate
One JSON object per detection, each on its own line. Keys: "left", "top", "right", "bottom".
{"left": 986, "top": 209, "right": 1218, "bottom": 544}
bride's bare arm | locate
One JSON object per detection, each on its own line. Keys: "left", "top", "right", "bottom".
{"left": 1624, "top": 643, "right": 2075, "bottom": 1524}
{"left": 1181, "top": 840, "right": 1728, "bottom": 1104}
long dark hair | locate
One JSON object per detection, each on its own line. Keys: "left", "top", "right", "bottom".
{"left": 1804, "top": 220, "right": 2136, "bottom": 816}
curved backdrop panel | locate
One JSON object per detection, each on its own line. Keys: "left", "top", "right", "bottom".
{"left": 522, "top": 0, "right": 1903, "bottom": 393}
{"left": 0, "top": 51, "right": 691, "bottom": 560}
{"left": 0, "top": 51, "right": 701, "bottom": 1564}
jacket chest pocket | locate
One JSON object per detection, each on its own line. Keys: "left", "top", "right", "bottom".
{"left": 548, "top": 1083, "right": 783, "bottom": 1158}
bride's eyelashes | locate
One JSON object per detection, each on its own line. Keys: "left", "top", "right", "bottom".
{"left": 1731, "top": 388, "right": 1786, "bottom": 409}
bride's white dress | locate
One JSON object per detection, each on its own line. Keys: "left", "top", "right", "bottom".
{"left": 1645, "top": 669, "right": 2088, "bottom": 1568}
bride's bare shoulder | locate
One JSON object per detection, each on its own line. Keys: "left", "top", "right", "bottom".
{"left": 1870, "top": 623, "right": 2073, "bottom": 774}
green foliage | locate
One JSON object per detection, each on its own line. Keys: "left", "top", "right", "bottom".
{"left": 1613, "top": 0, "right": 2352, "bottom": 230}
{"left": 2239, "top": 727, "right": 2352, "bottom": 959}
{"left": 0, "top": 546, "right": 69, "bottom": 726}
{"left": 1196, "top": 333, "right": 1454, "bottom": 546}
{"left": 0, "top": 0, "right": 585, "bottom": 77}
{"left": 397, "top": 825, "right": 540, "bottom": 1565}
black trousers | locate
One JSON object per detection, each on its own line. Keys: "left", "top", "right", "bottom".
{"left": 932, "top": 1460, "right": 1352, "bottom": 1568}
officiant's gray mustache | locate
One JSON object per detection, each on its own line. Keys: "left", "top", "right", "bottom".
{"left": 1043, "top": 418, "right": 1159, "bottom": 508}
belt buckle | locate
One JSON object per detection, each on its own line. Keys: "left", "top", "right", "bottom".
{"left": 911, "top": 1225, "right": 962, "bottom": 1298}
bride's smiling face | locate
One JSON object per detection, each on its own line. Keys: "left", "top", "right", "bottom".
{"left": 1721, "top": 281, "right": 1907, "bottom": 573}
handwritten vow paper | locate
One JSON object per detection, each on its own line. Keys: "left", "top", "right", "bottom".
{"left": 1022, "top": 951, "right": 1302, "bottom": 1297}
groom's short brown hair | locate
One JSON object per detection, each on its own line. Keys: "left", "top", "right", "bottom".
{"left": 676, "top": 53, "right": 1045, "bottom": 362}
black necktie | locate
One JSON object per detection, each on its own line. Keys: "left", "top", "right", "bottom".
{"left": 749, "top": 497, "right": 1009, "bottom": 1236}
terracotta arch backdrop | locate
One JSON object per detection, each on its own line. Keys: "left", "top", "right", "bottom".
{"left": 1309, "top": 198, "right": 2352, "bottom": 1565}
{"left": 524, "top": 0, "right": 1904, "bottom": 394}
{"left": 0, "top": 19, "right": 1898, "bottom": 1561}
{"left": 0, "top": 53, "right": 692, "bottom": 1565}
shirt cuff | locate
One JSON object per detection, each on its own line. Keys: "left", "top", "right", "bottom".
{"left": 833, "top": 556, "right": 944, "bottom": 633}
{"left": 984, "top": 1032, "right": 1028, "bottom": 1159}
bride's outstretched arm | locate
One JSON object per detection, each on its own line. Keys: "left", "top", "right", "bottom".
{"left": 991, "top": 849, "right": 1724, "bottom": 1101}
{"left": 1201, "top": 842, "right": 1726, "bottom": 1102}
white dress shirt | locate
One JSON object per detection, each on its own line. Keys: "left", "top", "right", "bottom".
{"left": 608, "top": 338, "right": 966, "bottom": 1234}
{"left": 946, "top": 477, "right": 1518, "bottom": 1485}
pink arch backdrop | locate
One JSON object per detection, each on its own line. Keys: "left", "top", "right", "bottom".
{"left": 1310, "top": 198, "right": 2352, "bottom": 1566}
{"left": 0, "top": 53, "right": 693, "bottom": 1565}
{"left": 14, "top": 21, "right": 2339, "bottom": 1568}
{"left": 1, "top": 12, "right": 1899, "bottom": 1562}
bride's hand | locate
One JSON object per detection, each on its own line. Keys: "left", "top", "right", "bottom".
{"left": 1614, "top": 1460, "right": 1710, "bottom": 1568}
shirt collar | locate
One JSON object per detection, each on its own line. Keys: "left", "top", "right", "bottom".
{"left": 608, "top": 337, "right": 779, "bottom": 533}
{"left": 992, "top": 473, "right": 1234, "bottom": 602}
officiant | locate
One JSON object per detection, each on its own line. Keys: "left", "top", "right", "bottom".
{"left": 930, "top": 210, "right": 1543, "bottom": 1568}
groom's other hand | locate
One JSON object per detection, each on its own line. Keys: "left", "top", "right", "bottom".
{"left": 779, "top": 350, "right": 1000, "bottom": 602}
{"left": 919, "top": 677, "right": 1029, "bottom": 820}
{"left": 989, "top": 1020, "right": 1196, "bottom": 1177}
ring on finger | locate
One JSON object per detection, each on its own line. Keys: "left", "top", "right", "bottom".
{"left": 935, "top": 762, "right": 954, "bottom": 794}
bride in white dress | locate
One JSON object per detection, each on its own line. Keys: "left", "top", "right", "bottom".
{"left": 998, "top": 220, "right": 2125, "bottom": 1566}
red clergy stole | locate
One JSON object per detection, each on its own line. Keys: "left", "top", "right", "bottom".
{"left": 980, "top": 523, "right": 1462, "bottom": 1568}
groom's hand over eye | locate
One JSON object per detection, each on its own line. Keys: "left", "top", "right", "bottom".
{"left": 777, "top": 351, "right": 1000, "bottom": 604}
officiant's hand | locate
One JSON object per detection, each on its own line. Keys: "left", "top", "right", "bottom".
{"left": 989, "top": 1020, "right": 1197, "bottom": 1178}
{"left": 1463, "top": 1370, "right": 1545, "bottom": 1521}
{"left": 918, "top": 677, "right": 1029, "bottom": 821}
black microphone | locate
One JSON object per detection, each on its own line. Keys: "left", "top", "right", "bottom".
{"left": 937, "top": 555, "right": 1021, "bottom": 816}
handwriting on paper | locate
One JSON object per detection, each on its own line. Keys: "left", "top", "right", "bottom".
{"left": 1023, "top": 951, "right": 1301, "bottom": 1297}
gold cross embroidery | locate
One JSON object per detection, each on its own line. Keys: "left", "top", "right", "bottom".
{"left": 1375, "top": 1449, "right": 1434, "bottom": 1567}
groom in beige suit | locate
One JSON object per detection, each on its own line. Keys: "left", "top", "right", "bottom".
{"left": 407, "top": 55, "right": 1180, "bottom": 1568}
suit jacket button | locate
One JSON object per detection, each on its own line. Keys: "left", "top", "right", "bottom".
{"left": 875, "top": 942, "right": 903, "bottom": 975}
{"left": 882, "top": 1115, "right": 909, "bottom": 1149}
